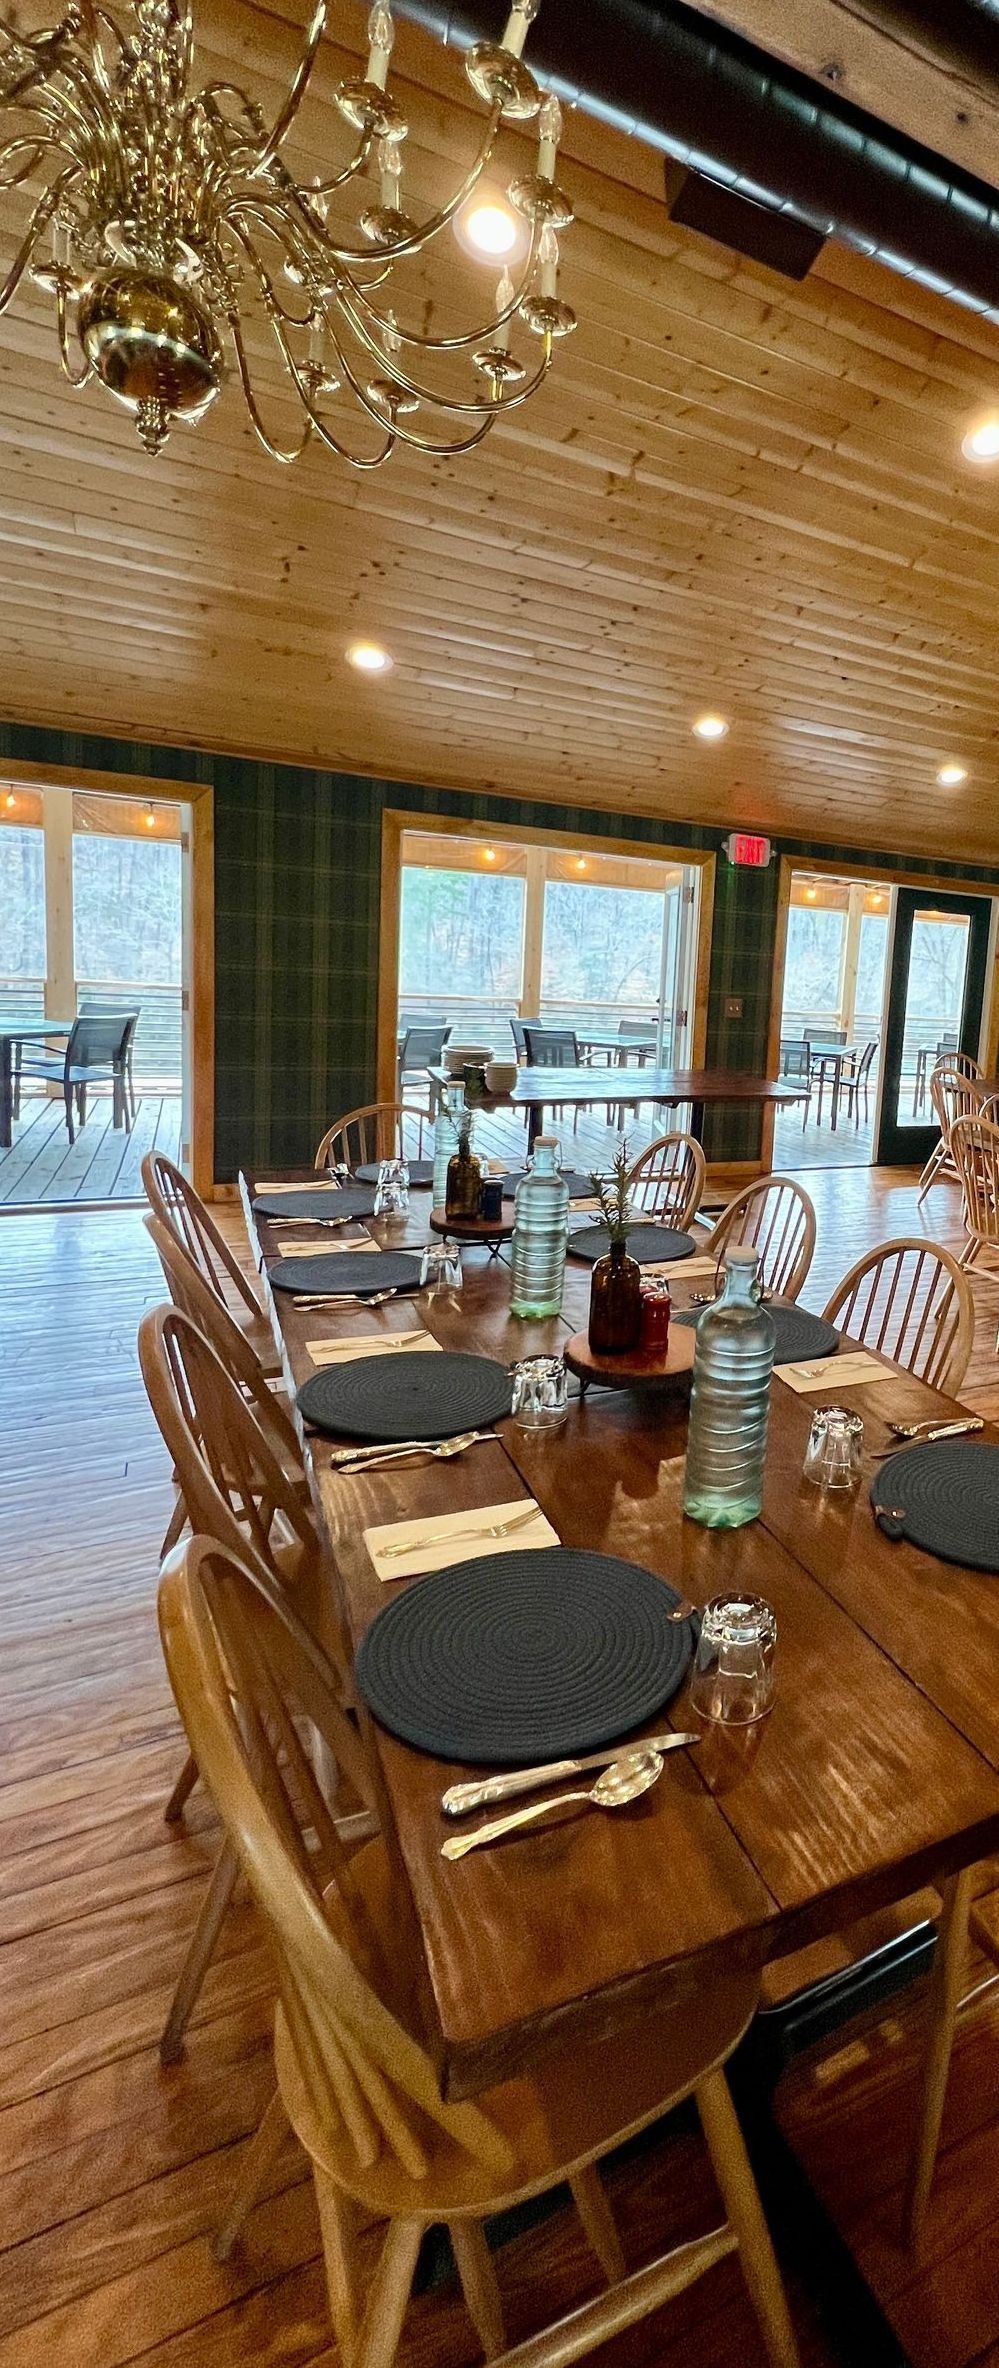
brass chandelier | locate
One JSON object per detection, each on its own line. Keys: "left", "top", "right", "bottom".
{"left": 0, "top": 0, "right": 575, "bottom": 461}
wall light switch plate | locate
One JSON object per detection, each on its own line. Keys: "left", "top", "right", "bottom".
{"left": 724, "top": 995, "right": 744, "bottom": 1019}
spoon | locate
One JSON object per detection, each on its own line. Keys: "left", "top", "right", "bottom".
{"left": 440, "top": 1746, "right": 664, "bottom": 1859}
{"left": 884, "top": 1415, "right": 984, "bottom": 1442}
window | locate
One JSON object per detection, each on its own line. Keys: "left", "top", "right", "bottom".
{"left": 540, "top": 882, "right": 664, "bottom": 1008}
{"left": 782, "top": 905, "right": 846, "bottom": 1014}
{"left": 0, "top": 825, "right": 45, "bottom": 977}
{"left": 73, "top": 832, "right": 182, "bottom": 984}
{"left": 399, "top": 866, "right": 525, "bottom": 1001}
{"left": 855, "top": 910, "right": 889, "bottom": 1022}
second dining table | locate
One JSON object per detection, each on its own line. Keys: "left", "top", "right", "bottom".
{"left": 241, "top": 1172, "right": 999, "bottom": 2103}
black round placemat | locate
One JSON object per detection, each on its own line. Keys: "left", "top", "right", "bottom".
{"left": 354, "top": 1547, "right": 695, "bottom": 1761}
{"left": 870, "top": 1439, "right": 999, "bottom": 1569}
{"left": 502, "top": 1170, "right": 594, "bottom": 1202}
{"left": 268, "top": 1251, "right": 422, "bottom": 1297}
{"left": 297, "top": 1349, "right": 512, "bottom": 1441}
{"left": 354, "top": 1158, "right": 435, "bottom": 1188}
{"left": 674, "top": 1299, "right": 839, "bottom": 1364}
{"left": 253, "top": 1185, "right": 377, "bottom": 1222}
{"left": 567, "top": 1223, "right": 696, "bottom": 1265}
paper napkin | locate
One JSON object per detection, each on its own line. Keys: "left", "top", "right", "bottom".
{"left": 776, "top": 1351, "right": 894, "bottom": 1394}
{"left": 364, "top": 1497, "right": 559, "bottom": 1580}
{"left": 306, "top": 1330, "right": 442, "bottom": 1366}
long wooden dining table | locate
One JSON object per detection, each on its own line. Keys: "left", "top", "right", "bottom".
{"left": 427, "top": 1065, "right": 809, "bottom": 1151}
{"left": 241, "top": 1173, "right": 999, "bottom": 2104}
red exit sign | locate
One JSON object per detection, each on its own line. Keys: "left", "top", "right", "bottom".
{"left": 723, "top": 832, "right": 772, "bottom": 868}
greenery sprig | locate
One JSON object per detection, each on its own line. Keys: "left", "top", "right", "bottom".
{"left": 588, "top": 1140, "right": 632, "bottom": 1244}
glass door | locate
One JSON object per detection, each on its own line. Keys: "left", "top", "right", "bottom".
{"left": 875, "top": 887, "right": 993, "bottom": 1165}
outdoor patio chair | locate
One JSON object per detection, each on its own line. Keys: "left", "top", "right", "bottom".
{"left": 14, "top": 1011, "right": 136, "bottom": 1142}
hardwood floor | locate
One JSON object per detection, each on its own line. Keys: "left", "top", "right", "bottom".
{"left": 2, "top": 1167, "right": 997, "bottom": 2366}
{"left": 0, "top": 1092, "right": 181, "bottom": 1207}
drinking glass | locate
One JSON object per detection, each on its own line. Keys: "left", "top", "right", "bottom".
{"left": 689, "top": 1594, "right": 777, "bottom": 1725}
{"left": 374, "top": 1157, "right": 410, "bottom": 1216}
{"left": 419, "top": 1239, "right": 463, "bottom": 1298}
{"left": 802, "top": 1404, "right": 864, "bottom": 1490}
{"left": 510, "top": 1353, "right": 569, "bottom": 1429}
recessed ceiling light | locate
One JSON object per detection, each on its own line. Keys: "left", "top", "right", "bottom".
{"left": 347, "top": 640, "right": 393, "bottom": 674}
{"left": 692, "top": 713, "right": 729, "bottom": 742}
{"left": 962, "top": 414, "right": 999, "bottom": 463}
{"left": 454, "top": 196, "right": 528, "bottom": 265}
{"left": 937, "top": 762, "right": 967, "bottom": 787}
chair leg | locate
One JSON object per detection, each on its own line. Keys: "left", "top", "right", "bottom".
{"left": 213, "top": 2090, "right": 294, "bottom": 2260}
{"left": 160, "top": 1837, "right": 241, "bottom": 2065}
{"left": 164, "top": 1749, "right": 199, "bottom": 1824}
{"left": 352, "top": 2216, "right": 422, "bottom": 2368}
{"left": 77, "top": 1082, "right": 87, "bottom": 1128}
{"left": 315, "top": 2174, "right": 366, "bottom": 2366}
{"left": 449, "top": 2219, "right": 506, "bottom": 2359}
{"left": 159, "top": 1488, "right": 188, "bottom": 1559}
{"left": 696, "top": 2069, "right": 800, "bottom": 2368}
{"left": 570, "top": 2163, "right": 626, "bottom": 2282}
{"left": 904, "top": 1866, "right": 974, "bottom": 2244}
{"left": 64, "top": 1084, "right": 75, "bottom": 1144}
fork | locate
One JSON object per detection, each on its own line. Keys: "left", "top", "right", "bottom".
{"left": 292, "top": 1288, "right": 399, "bottom": 1308}
{"left": 375, "top": 1504, "right": 548, "bottom": 1558}
{"left": 331, "top": 1430, "right": 496, "bottom": 1469}
{"left": 884, "top": 1414, "right": 984, "bottom": 1442}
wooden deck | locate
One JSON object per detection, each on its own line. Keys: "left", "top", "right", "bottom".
{"left": 0, "top": 1091, "right": 181, "bottom": 1207}
{"left": 2, "top": 1168, "right": 999, "bottom": 2365}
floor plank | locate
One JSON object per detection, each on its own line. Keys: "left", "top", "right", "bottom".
{"left": 0, "top": 1092, "right": 181, "bottom": 1207}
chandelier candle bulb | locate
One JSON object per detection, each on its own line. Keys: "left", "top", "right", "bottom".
{"left": 501, "top": 0, "right": 538, "bottom": 60}
{"left": 537, "top": 93, "right": 561, "bottom": 177}
{"left": 495, "top": 269, "right": 514, "bottom": 351}
{"left": 539, "top": 226, "right": 559, "bottom": 297}
{"left": 365, "top": 5, "right": 394, "bottom": 89}
{"left": 379, "top": 139, "right": 401, "bottom": 206}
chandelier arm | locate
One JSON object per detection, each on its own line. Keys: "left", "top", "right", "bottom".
{"left": 55, "top": 275, "right": 92, "bottom": 384}
{"left": 262, "top": 106, "right": 503, "bottom": 270}
{"left": 223, "top": 206, "right": 318, "bottom": 327}
{"left": 226, "top": 306, "right": 316, "bottom": 463}
{"left": 0, "top": 135, "right": 56, "bottom": 189}
{"left": 223, "top": 193, "right": 396, "bottom": 307}
{"left": 307, "top": 129, "right": 375, "bottom": 197}
{"left": 323, "top": 315, "right": 498, "bottom": 454}
{"left": 337, "top": 224, "right": 542, "bottom": 356}
{"left": 330, "top": 276, "right": 551, "bottom": 417}
{"left": 0, "top": 166, "right": 75, "bottom": 313}
{"left": 253, "top": 0, "right": 326, "bottom": 174}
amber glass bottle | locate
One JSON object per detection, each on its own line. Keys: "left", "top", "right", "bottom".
{"left": 445, "top": 1117, "right": 482, "bottom": 1220}
{"left": 587, "top": 1237, "right": 643, "bottom": 1355}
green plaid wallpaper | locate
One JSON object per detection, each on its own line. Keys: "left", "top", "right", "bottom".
{"left": 4, "top": 718, "right": 999, "bottom": 1177}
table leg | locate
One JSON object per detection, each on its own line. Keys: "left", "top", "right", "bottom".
{"left": 689, "top": 1099, "right": 706, "bottom": 1144}
{"left": 0, "top": 1038, "right": 11, "bottom": 1150}
{"left": 830, "top": 1056, "right": 840, "bottom": 1132}
{"left": 526, "top": 1097, "right": 543, "bottom": 1152}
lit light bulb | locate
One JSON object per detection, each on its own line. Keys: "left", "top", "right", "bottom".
{"left": 4, "top": 790, "right": 15, "bottom": 811}
{"left": 463, "top": 202, "right": 519, "bottom": 257}
{"left": 495, "top": 266, "right": 514, "bottom": 353}
{"left": 937, "top": 762, "right": 967, "bottom": 787}
{"left": 347, "top": 639, "right": 393, "bottom": 673}
{"left": 962, "top": 414, "right": 999, "bottom": 463}
{"left": 378, "top": 136, "right": 402, "bottom": 208}
{"left": 692, "top": 713, "right": 729, "bottom": 741}
{"left": 145, "top": 802, "right": 156, "bottom": 827}
{"left": 483, "top": 846, "right": 496, "bottom": 862}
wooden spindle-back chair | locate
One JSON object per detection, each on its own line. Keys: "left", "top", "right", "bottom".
{"left": 138, "top": 1304, "right": 333, "bottom": 2063}
{"left": 142, "top": 1150, "right": 279, "bottom": 1375}
{"left": 705, "top": 1177, "right": 816, "bottom": 1302}
{"left": 160, "top": 1535, "right": 801, "bottom": 2368}
{"left": 145, "top": 1211, "right": 304, "bottom": 1506}
{"left": 918, "top": 1061, "right": 986, "bottom": 1202}
{"left": 822, "top": 1238, "right": 974, "bottom": 1395}
{"left": 948, "top": 1113, "right": 999, "bottom": 1273}
{"left": 314, "top": 1102, "right": 433, "bottom": 1173}
{"left": 625, "top": 1131, "right": 706, "bottom": 1229}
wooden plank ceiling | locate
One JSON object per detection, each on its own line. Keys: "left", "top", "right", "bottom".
{"left": 3, "top": 0, "right": 999, "bottom": 859}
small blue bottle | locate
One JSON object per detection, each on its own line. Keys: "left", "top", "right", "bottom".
{"left": 682, "top": 1245, "right": 776, "bottom": 1528}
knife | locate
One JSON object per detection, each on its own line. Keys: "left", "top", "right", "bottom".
{"left": 441, "top": 1732, "right": 700, "bottom": 1818}
{"left": 872, "top": 1416, "right": 985, "bottom": 1458}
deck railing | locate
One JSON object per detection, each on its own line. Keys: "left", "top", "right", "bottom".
{"left": 0, "top": 976, "right": 182, "bottom": 1089}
